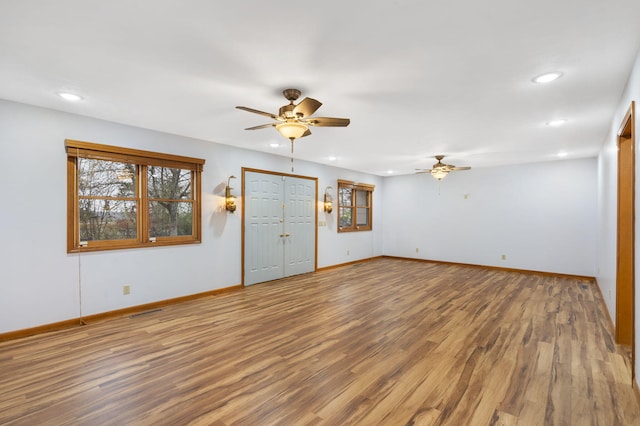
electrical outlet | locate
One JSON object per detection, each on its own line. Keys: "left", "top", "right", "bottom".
{"left": 416, "top": 248, "right": 419, "bottom": 253}
{"left": 123, "top": 285, "right": 131, "bottom": 295}
{"left": 347, "top": 250, "right": 350, "bottom": 256}
{"left": 501, "top": 254, "right": 506, "bottom": 260}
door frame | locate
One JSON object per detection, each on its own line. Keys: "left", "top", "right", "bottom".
{"left": 241, "top": 167, "right": 318, "bottom": 286}
{"left": 616, "top": 101, "right": 635, "bottom": 379}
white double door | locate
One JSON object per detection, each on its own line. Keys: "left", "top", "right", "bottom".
{"left": 244, "top": 171, "right": 316, "bottom": 286}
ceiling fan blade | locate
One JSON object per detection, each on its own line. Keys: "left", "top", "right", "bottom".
{"left": 236, "top": 106, "right": 281, "bottom": 120}
{"left": 301, "top": 129, "right": 312, "bottom": 138}
{"left": 293, "top": 97, "right": 322, "bottom": 117}
{"left": 451, "top": 166, "right": 471, "bottom": 171}
{"left": 245, "top": 123, "right": 276, "bottom": 130}
{"left": 415, "top": 169, "right": 433, "bottom": 174}
{"left": 304, "top": 117, "right": 351, "bottom": 127}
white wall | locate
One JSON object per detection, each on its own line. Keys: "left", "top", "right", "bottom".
{"left": 596, "top": 47, "right": 640, "bottom": 377}
{"left": 0, "top": 99, "right": 383, "bottom": 333}
{"left": 383, "top": 159, "right": 597, "bottom": 276}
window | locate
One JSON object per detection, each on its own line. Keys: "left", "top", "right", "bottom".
{"left": 337, "top": 179, "right": 374, "bottom": 232}
{"left": 66, "top": 140, "right": 205, "bottom": 252}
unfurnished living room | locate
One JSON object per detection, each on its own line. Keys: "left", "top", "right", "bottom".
{"left": 2, "top": 1, "right": 640, "bottom": 425}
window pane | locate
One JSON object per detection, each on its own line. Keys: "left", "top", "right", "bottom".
{"left": 78, "top": 158, "right": 136, "bottom": 198}
{"left": 356, "top": 190, "right": 369, "bottom": 207}
{"left": 148, "top": 166, "right": 192, "bottom": 200}
{"left": 149, "top": 201, "right": 193, "bottom": 237}
{"left": 356, "top": 207, "right": 369, "bottom": 227}
{"left": 68, "top": 140, "right": 204, "bottom": 252}
{"left": 79, "top": 199, "right": 137, "bottom": 241}
{"left": 339, "top": 187, "right": 352, "bottom": 206}
{"left": 339, "top": 207, "right": 353, "bottom": 228}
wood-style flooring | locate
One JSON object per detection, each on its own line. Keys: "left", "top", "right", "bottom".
{"left": 1, "top": 258, "right": 639, "bottom": 425}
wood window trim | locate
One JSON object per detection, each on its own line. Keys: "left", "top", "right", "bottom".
{"left": 337, "top": 179, "right": 374, "bottom": 233}
{"left": 66, "top": 140, "right": 205, "bottom": 170}
{"left": 66, "top": 140, "right": 205, "bottom": 253}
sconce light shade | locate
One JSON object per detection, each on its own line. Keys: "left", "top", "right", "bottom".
{"left": 324, "top": 186, "right": 334, "bottom": 213}
{"left": 225, "top": 175, "right": 237, "bottom": 213}
{"left": 276, "top": 122, "right": 308, "bottom": 139}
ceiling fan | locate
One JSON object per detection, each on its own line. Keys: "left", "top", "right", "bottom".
{"left": 236, "top": 88, "right": 350, "bottom": 172}
{"left": 236, "top": 88, "right": 350, "bottom": 139}
{"left": 416, "top": 155, "right": 471, "bottom": 181}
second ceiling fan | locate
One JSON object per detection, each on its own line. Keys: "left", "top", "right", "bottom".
{"left": 416, "top": 155, "right": 471, "bottom": 181}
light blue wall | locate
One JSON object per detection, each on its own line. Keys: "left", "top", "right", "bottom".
{"left": 0, "top": 99, "right": 383, "bottom": 333}
{"left": 383, "top": 158, "right": 597, "bottom": 276}
{"left": 0, "top": 98, "right": 600, "bottom": 335}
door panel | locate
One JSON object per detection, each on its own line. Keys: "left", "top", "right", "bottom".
{"left": 244, "top": 172, "right": 285, "bottom": 286}
{"left": 284, "top": 177, "right": 315, "bottom": 277}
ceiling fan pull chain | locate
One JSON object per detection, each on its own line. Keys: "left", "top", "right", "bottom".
{"left": 290, "top": 137, "right": 295, "bottom": 173}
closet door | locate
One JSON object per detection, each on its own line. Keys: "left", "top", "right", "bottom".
{"left": 284, "top": 176, "right": 315, "bottom": 277}
{"left": 244, "top": 171, "right": 285, "bottom": 286}
{"left": 243, "top": 171, "right": 316, "bottom": 286}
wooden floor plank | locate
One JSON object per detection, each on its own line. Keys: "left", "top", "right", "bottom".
{"left": 0, "top": 258, "right": 639, "bottom": 425}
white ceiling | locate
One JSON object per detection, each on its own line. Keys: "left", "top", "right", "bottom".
{"left": 2, "top": 1, "right": 640, "bottom": 175}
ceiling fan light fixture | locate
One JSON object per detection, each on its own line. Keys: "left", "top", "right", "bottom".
{"left": 276, "top": 122, "right": 308, "bottom": 139}
{"left": 431, "top": 168, "right": 449, "bottom": 181}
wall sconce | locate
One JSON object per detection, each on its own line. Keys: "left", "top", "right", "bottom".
{"left": 324, "top": 186, "right": 333, "bottom": 213}
{"left": 225, "top": 175, "right": 237, "bottom": 213}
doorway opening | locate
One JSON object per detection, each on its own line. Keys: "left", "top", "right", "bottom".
{"left": 241, "top": 168, "right": 318, "bottom": 286}
{"left": 616, "top": 101, "right": 635, "bottom": 380}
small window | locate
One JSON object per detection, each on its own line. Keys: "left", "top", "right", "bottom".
{"left": 66, "top": 140, "right": 205, "bottom": 252}
{"left": 337, "top": 180, "right": 374, "bottom": 232}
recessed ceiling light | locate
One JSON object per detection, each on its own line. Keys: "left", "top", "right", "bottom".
{"left": 387, "top": 170, "right": 394, "bottom": 174}
{"left": 57, "top": 92, "right": 83, "bottom": 102}
{"left": 532, "top": 72, "right": 563, "bottom": 84}
{"left": 547, "top": 119, "right": 567, "bottom": 127}
{"left": 557, "top": 152, "right": 568, "bottom": 157}
{"left": 328, "top": 156, "right": 337, "bottom": 161}
{"left": 269, "top": 143, "right": 280, "bottom": 148}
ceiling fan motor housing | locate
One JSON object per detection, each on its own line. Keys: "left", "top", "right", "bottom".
{"left": 279, "top": 104, "right": 298, "bottom": 118}
{"left": 282, "top": 88, "right": 301, "bottom": 102}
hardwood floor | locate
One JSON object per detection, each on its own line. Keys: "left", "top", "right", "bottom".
{"left": 1, "top": 258, "right": 639, "bottom": 425}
